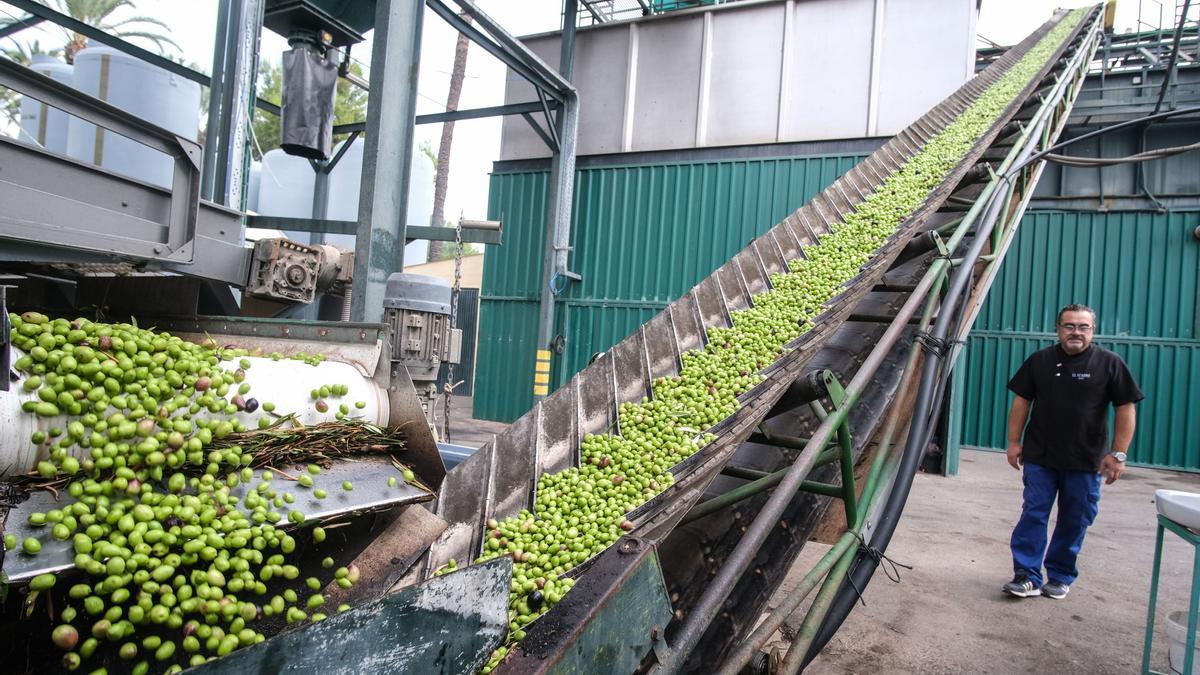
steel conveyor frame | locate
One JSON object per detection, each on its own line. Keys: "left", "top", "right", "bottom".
{"left": 667, "top": 7, "right": 1105, "bottom": 672}
{"left": 421, "top": 5, "right": 1104, "bottom": 673}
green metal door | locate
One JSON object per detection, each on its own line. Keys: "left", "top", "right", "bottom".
{"left": 475, "top": 153, "right": 867, "bottom": 423}
{"left": 957, "top": 210, "right": 1200, "bottom": 471}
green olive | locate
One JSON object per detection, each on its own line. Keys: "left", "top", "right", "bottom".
{"left": 30, "top": 573, "right": 56, "bottom": 591}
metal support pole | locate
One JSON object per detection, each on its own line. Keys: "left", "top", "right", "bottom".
{"left": 201, "top": 0, "right": 262, "bottom": 207}
{"left": 201, "top": 0, "right": 233, "bottom": 202}
{"left": 350, "top": 0, "right": 424, "bottom": 324}
{"left": 835, "top": 417, "right": 858, "bottom": 527}
{"left": 312, "top": 163, "right": 331, "bottom": 230}
{"left": 943, "top": 344, "right": 968, "bottom": 476}
{"left": 533, "top": 0, "right": 580, "bottom": 402}
{"left": 681, "top": 467, "right": 849, "bottom": 525}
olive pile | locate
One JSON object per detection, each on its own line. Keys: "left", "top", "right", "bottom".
{"left": 3, "top": 314, "right": 364, "bottom": 673}
{"left": 475, "top": 10, "right": 1085, "bottom": 673}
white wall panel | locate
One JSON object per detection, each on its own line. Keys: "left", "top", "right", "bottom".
{"left": 498, "top": 0, "right": 977, "bottom": 161}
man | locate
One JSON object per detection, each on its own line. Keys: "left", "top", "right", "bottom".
{"left": 1001, "top": 303, "right": 1142, "bottom": 600}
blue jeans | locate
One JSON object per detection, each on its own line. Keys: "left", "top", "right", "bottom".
{"left": 1010, "top": 461, "right": 1102, "bottom": 587}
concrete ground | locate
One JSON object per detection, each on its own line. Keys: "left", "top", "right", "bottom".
{"left": 763, "top": 449, "right": 1200, "bottom": 675}
{"left": 443, "top": 403, "right": 1200, "bottom": 673}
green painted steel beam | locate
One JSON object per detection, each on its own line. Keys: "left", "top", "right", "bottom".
{"left": 943, "top": 345, "right": 968, "bottom": 476}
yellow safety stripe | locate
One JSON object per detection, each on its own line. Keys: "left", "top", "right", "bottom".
{"left": 534, "top": 372, "right": 549, "bottom": 384}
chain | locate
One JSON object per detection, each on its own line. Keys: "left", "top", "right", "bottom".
{"left": 442, "top": 215, "right": 464, "bottom": 442}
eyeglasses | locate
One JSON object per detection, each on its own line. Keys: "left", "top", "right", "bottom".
{"left": 1059, "top": 323, "right": 1093, "bottom": 333}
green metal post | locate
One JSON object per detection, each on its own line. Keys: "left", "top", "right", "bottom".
{"left": 836, "top": 420, "right": 858, "bottom": 527}
{"left": 1143, "top": 522, "right": 1164, "bottom": 674}
{"left": 943, "top": 343, "right": 967, "bottom": 476}
{"left": 782, "top": 542, "right": 858, "bottom": 674}
{"left": 1189, "top": 544, "right": 1200, "bottom": 675}
{"left": 681, "top": 469, "right": 848, "bottom": 524}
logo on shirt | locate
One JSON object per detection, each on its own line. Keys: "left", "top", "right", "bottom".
{"left": 1071, "top": 372, "right": 1091, "bottom": 381}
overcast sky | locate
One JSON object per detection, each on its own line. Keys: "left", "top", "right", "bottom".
{"left": 0, "top": 1, "right": 1161, "bottom": 225}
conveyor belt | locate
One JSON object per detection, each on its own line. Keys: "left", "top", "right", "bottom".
{"left": 429, "top": 9, "right": 1093, "bottom": 573}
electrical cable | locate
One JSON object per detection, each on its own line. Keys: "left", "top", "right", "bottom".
{"left": 1044, "top": 140, "right": 1200, "bottom": 166}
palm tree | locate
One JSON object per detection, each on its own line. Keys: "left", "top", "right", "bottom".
{"left": 47, "top": 0, "right": 180, "bottom": 63}
{"left": 428, "top": 14, "right": 472, "bottom": 262}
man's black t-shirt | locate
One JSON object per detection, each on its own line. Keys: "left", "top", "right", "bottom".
{"left": 1007, "top": 343, "right": 1143, "bottom": 472}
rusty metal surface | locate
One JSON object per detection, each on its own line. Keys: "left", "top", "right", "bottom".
{"left": 386, "top": 361, "right": 448, "bottom": 491}
{"left": 190, "top": 556, "right": 513, "bottom": 675}
{"left": 151, "top": 317, "right": 386, "bottom": 378}
{"left": 498, "top": 537, "right": 672, "bottom": 675}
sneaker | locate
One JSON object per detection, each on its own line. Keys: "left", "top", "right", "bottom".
{"left": 1003, "top": 575, "right": 1041, "bottom": 598}
{"left": 1042, "top": 581, "right": 1070, "bottom": 600}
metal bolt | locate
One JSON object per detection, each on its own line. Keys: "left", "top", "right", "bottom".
{"left": 152, "top": 245, "right": 164, "bottom": 254}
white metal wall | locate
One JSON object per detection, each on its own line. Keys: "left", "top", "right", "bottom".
{"left": 500, "top": 0, "right": 977, "bottom": 160}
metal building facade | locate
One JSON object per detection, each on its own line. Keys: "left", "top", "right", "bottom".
{"left": 500, "top": 0, "right": 976, "bottom": 160}
{"left": 959, "top": 210, "right": 1200, "bottom": 471}
{"left": 475, "top": 153, "right": 866, "bottom": 421}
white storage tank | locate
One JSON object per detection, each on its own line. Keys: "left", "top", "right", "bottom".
{"left": 256, "top": 148, "right": 316, "bottom": 244}
{"left": 18, "top": 55, "right": 74, "bottom": 154}
{"left": 257, "top": 148, "right": 315, "bottom": 217}
{"left": 326, "top": 137, "right": 433, "bottom": 266}
{"left": 66, "top": 44, "right": 202, "bottom": 188}
{"left": 245, "top": 159, "right": 262, "bottom": 213}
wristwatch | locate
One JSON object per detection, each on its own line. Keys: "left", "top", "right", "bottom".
{"left": 1110, "top": 451, "right": 1128, "bottom": 463}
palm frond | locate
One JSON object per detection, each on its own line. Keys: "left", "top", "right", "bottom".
{"left": 105, "top": 14, "right": 173, "bottom": 32}
{"left": 106, "top": 30, "right": 181, "bottom": 55}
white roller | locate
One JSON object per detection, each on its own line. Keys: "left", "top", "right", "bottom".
{"left": 1, "top": 347, "right": 388, "bottom": 477}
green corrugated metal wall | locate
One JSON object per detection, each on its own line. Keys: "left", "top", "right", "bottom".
{"left": 476, "top": 154, "right": 866, "bottom": 422}
{"left": 961, "top": 210, "right": 1200, "bottom": 471}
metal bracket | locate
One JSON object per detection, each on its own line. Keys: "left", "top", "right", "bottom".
{"left": 802, "top": 371, "right": 858, "bottom": 526}
{"left": 0, "top": 281, "right": 11, "bottom": 392}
